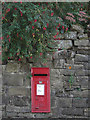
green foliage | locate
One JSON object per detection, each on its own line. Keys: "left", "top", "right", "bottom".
{"left": 2, "top": 2, "right": 89, "bottom": 64}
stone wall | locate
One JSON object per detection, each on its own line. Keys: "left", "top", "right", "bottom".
{"left": 2, "top": 25, "right": 90, "bottom": 119}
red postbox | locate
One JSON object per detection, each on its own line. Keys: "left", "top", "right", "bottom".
{"left": 31, "top": 67, "right": 50, "bottom": 113}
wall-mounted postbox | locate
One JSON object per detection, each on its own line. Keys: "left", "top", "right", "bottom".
{"left": 31, "top": 67, "right": 50, "bottom": 113}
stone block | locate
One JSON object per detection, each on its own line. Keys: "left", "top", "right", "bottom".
{"left": 6, "top": 105, "right": 30, "bottom": 113}
{"left": 54, "top": 59, "right": 65, "bottom": 68}
{"left": 8, "top": 87, "right": 30, "bottom": 96}
{"left": 64, "top": 64, "right": 84, "bottom": 70}
{"left": 17, "top": 113, "right": 34, "bottom": 118}
{"left": 51, "top": 107, "right": 63, "bottom": 118}
{"left": 77, "top": 50, "right": 90, "bottom": 55}
{"left": 72, "top": 98, "right": 88, "bottom": 107}
{"left": 2, "top": 65, "right": 6, "bottom": 72}
{"left": 62, "top": 108, "right": 84, "bottom": 116}
{"left": 74, "top": 40, "right": 89, "bottom": 46}
{"left": 75, "top": 54, "right": 88, "bottom": 62}
{"left": 53, "top": 50, "right": 71, "bottom": 59}
{"left": 7, "top": 112, "right": 17, "bottom": 117}
{"left": 70, "top": 90, "right": 88, "bottom": 98}
{"left": 6, "top": 62, "right": 20, "bottom": 73}
{"left": 71, "top": 24, "right": 84, "bottom": 33}
{"left": 77, "top": 76, "right": 88, "bottom": 89}
{"left": 50, "top": 69, "right": 60, "bottom": 78}
{"left": 83, "top": 62, "right": 90, "bottom": 70}
{"left": 35, "top": 113, "right": 52, "bottom": 118}
{"left": 64, "top": 31, "right": 77, "bottom": 40}
{"left": 50, "top": 76, "right": 63, "bottom": 91}
{"left": 6, "top": 96, "right": 30, "bottom": 106}
{"left": 23, "top": 77, "right": 31, "bottom": 87}
{"left": 78, "top": 46, "right": 90, "bottom": 50}
{"left": 78, "top": 33, "right": 88, "bottom": 39}
{"left": 60, "top": 69, "right": 75, "bottom": 76}
{"left": 3, "top": 73, "right": 24, "bottom": 86}
{"left": 85, "top": 70, "right": 90, "bottom": 76}
{"left": 57, "top": 40, "right": 73, "bottom": 49}
{"left": 46, "top": 61, "right": 54, "bottom": 68}
{"left": 51, "top": 96, "right": 57, "bottom": 107}
{"left": 75, "top": 62, "right": 90, "bottom": 70}
{"left": 56, "top": 98, "right": 72, "bottom": 108}
{"left": 75, "top": 69, "right": 85, "bottom": 76}
{"left": 19, "top": 63, "right": 31, "bottom": 73}
{"left": 84, "top": 108, "right": 90, "bottom": 117}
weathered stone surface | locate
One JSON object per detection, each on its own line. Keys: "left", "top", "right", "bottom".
{"left": 60, "top": 69, "right": 75, "bottom": 76}
{"left": 6, "top": 105, "right": 30, "bottom": 113}
{"left": 7, "top": 112, "right": 17, "bottom": 117}
{"left": 84, "top": 108, "right": 90, "bottom": 117}
{"left": 78, "top": 33, "right": 88, "bottom": 39}
{"left": 23, "top": 77, "right": 31, "bottom": 87}
{"left": 75, "top": 69, "right": 85, "bottom": 76}
{"left": 56, "top": 98, "right": 72, "bottom": 107}
{"left": 17, "top": 113, "right": 34, "bottom": 118}
{"left": 75, "top": 54, "right": 88, "bottom": 62}
{"left": 76, "top": 76, "right": 88, "bottom": 89}
{"left": 54, "top": 59, "right": 65, "bottom": 68}
{"left": 51, "top": 107, "right": 63, "bottom": 118}
{"left": 78, "top": 46, "right": 90, "bottom": 50}
{"left": 53, "top": 50, "right": 71, "bottom": 59}
{"left": 77, "top": 50, "right": 90, "bottom": 55}
{"left": 85, "top": 70, "right": 90, "bottom": 76}
{"left": 64, "top": 31, "right": 77, "bottom": 40}
{"left": 74, "top": 64, "right": 84, "bottom": 70}
{"left": 35, "top": 113, "right": 52, "bottom": 118}
{"left": 3, "top": 73, "right": 23, "bottom": 86}
{"left": 50, "top": 77, "right": 63, "bottom": 91}
{"left": 51, "top": 96, "right": 56, "bottom": 107}
{"left": 57, "top": 40, "right": 73, "bottom": 49}
{"left": 46, "top": 61, "right": 54, "bottom": 68}
{"left": 6, "top": 96, "right": 30, "bottom": 106}
{"left": 50, "top": 69, "right": 60, "bottom": 78}
{"left": 8, "top": 87, "right": 30, "bottom": 96}
{"left": 2, "top": 65, "right": 6, "bottom": 72}
{"left": 19, "top": 63, "right": 31, "bottom": 73}
{"left": 6, "top": 62, "right": 20, "bottom": 73}
{"left": 74, "top": 62, "right": 90, "bottom": 70}
{"left": 74, "top": 40, "right": 89, "bottom": 46}
{"left": 62, "top": 108, "right": 84, "bottom": 116}
{"left": 70, "top": 90, "right": 88, "bottom": 98}
{"left": 71, "top": 25, "right": 84, "bottom": 33}
{"left": 83, "top": 62, "right": 90, "bottom": 70}
{"left": 1, "top": 26, "right": 89, "bottom": 119}
{"left": 72, "top": 98, "right": 88, "bottom": 107}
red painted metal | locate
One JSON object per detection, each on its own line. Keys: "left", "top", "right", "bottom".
{"left": 31, "top": 67, "right": 50, "bottom": 113}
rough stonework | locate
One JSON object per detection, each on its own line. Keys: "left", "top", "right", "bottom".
{"left": 2, "top": 24, "right": 89, "bottom": 119}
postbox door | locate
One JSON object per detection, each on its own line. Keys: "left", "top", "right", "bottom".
{"left": 31, "top": 76, "right": 50, "bottom": 112}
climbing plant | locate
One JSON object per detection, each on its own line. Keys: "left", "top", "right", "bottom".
{"left": 2, "top": 2, "right": 89, "bottom": 64}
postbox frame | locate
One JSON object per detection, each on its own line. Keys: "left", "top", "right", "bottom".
{"left": 31, "top": 67, "right": 50, "bottom": 113}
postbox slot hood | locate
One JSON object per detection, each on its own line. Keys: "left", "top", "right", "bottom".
{"left": 34, "top": 74, "right": 47, "bottom": 76}
{"left": 31, "top": 67, "right": 50, "bottom": 76}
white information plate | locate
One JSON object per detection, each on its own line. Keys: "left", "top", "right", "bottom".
{"left": 37, "top": 84, "right": 44, "bottom": 95}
